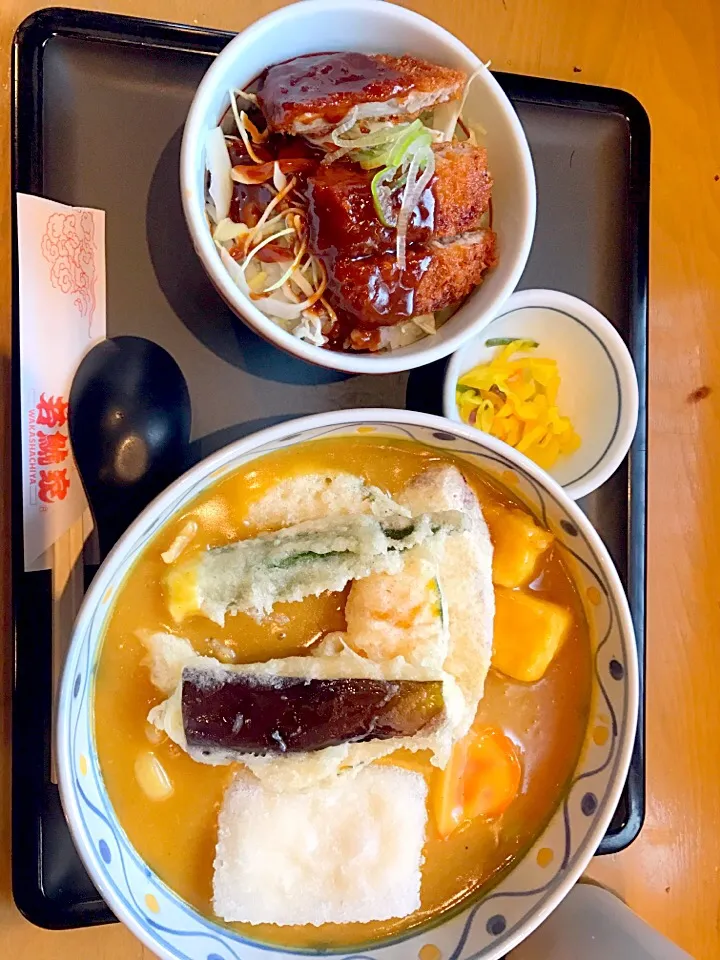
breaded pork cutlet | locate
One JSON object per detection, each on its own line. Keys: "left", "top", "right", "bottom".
{"left": 330, "top": 231, "right": 497, "bottom": 336}
{"left": 307, "top": 142, "right": 493, "bottom": 258}
{"left": 257, "top": 52, "right": 466, "bottom": 138}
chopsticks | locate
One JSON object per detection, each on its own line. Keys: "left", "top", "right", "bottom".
{"left": 50, "top": 511, "right": 93, "bottom": 783}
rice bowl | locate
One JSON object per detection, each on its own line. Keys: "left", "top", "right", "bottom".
{"left": 180, "top": 0, "right": 536, "bottom": 374}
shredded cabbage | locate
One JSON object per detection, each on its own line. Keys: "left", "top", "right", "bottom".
{"left": 292, "top": 313, "right": 327, "bottom": 347}
{"left": 291, "top": 266, "right": 315, "bottom": 298}
{"left": 435, "top": 66, "right": 485, "bottom": 142}
{"left": 412, "top": 314, "right": 436, "bottom": 335}
{"left": 241, "top": 226, "right": 295, "bottom": 271}
{"left": 212, "top": 218, "right": 249, "bottom": 243}
{"left": 217, "top": 244, "right": 251, "bottom": 295}
{"left": 331, "top": 107, "right": 360, "bottom": 142}
{"left": 273, "top": 161, "right": 288, "bottom": 192}
{"left": 377, "top": 315, "right": 434, "bottom": 350}
{"left": 205, "top": 127, "right": 233, "bottom": 222}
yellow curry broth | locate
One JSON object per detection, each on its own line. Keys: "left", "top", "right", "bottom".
{"left": 95, "top": 436, "right": 591, "bottom": 949}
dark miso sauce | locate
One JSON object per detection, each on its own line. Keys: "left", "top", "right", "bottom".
{"left": 258, "top": 52, "right": 407, "bottom": 127}
{"left": 220, "top": 68, "right": 439, "bottom": 354}
{"left": 307, "top": 164, "right": 435, "bottom": 259}
{"left": 304, "top": 162, "right": 435, "bottom": 349}
{"left": 324, "top": 247, "right": 433, "bottom": 350}
{"left": 225, "top": 131, "right": 321, "bottom": 227}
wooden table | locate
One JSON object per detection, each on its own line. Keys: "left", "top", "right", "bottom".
{"left": 1, "top": 0, "right": 717, "bottom": 956}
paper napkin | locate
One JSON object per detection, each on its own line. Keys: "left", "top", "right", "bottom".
{"left": 17, "top": 195, "right": 106, "bottom": 570}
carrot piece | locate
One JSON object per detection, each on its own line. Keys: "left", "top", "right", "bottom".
{"left": 463, "top": 727, "right": 522, "bottom": 820}
{"left": 433, "top": 725, "right": 522, "bottom": 839}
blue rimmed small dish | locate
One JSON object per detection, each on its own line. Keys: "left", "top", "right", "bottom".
{"left": 443, "top": 289, "right": 639, "bottom": 500}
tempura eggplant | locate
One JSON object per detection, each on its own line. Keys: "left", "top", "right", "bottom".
{"left": 182, "top": 668, "right": 444, "bottom": 757}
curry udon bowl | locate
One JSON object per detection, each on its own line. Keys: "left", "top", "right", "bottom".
{"left": 180, "top": 0, "right": 536, "bottom": 375}
{"left": 57, "top": 410, "right": 637, "bottom": 960}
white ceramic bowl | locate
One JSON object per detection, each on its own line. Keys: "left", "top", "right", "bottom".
{"left": 443, "top": 289, "right": 640, "bottom": 500}
{"left": 58, "top": 409, "right": 637, "bottom": 960}
{"left": 180, "top": 0, "right": 536, "bottom": 375}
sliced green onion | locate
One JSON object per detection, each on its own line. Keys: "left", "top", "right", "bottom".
{"left": 371, "top": 166, "right": 400, "bottom": 227}
{"left": 358, "top": 121, "right": 432, "bottom": 172}
{"left": 362, "top": 118, "right": 437, "bottom": 263}
{"left": 485, "top": 337, "right": 539, "bottom": 348}
{"left": 387, "top": 120, "right": 432, "bottom": 167}
{"left": 340, "top": 121, "right": 420, "bottom": 169}
{"left": 395, "top": 142, "right": 435, "bottom": 269}
{"left": 335, "top": 119, "right": 434, "bottom": 171}
{"left": 334, "top": 123, "right": 412, "bottom": 151}
{"left": 358, "top": 146, "right": 392, "bottom": 170}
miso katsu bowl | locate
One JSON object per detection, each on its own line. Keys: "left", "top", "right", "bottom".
{"left": 58, "top": 410, "right": 638, "bottom": 960}
{"left": 181, "top": 0, "right": 536, "bottom": 373}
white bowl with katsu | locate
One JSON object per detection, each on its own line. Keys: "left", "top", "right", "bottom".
{"left": 58, "top": 409, "right": 638, "bottom": 960}
{"left": 180, "top": 0, "right": 536, "bottom": 373}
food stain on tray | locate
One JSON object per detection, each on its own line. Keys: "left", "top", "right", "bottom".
{"left": 687, "top": 385, "right": 711, "bottom": 403}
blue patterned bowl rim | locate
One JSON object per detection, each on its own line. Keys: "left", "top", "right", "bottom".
{"left": 57, "top": 408, "right": 638, "bottom": 960}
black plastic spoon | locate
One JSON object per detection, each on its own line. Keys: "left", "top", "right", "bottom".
{"left": 69, "top": 336, "right": 192, "bottom": 560}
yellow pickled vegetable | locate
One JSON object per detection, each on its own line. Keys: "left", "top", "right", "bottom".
{"left": 456, "top": 339, "right": 581, "bottom": 470}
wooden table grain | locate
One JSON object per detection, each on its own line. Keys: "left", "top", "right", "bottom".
{"left": 1, "top": 0, "right": 718, "bottom": 957}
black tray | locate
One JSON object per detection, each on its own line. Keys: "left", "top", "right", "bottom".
{"left": 11, "top": 7, "right": 649, "bottom": 931}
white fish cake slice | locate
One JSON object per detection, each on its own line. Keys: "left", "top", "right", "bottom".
{"left": 213, "top": 765, "right": 427, "bottom": 925}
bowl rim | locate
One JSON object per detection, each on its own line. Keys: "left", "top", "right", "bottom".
{"left": 442, "top": 288, "right": 640, "bottom": 500}
{"left": 179, "top": 0, "right": 537, "bottom": 375}
{"left": 57, "top": 408, "right": 638, "bottom": 960}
